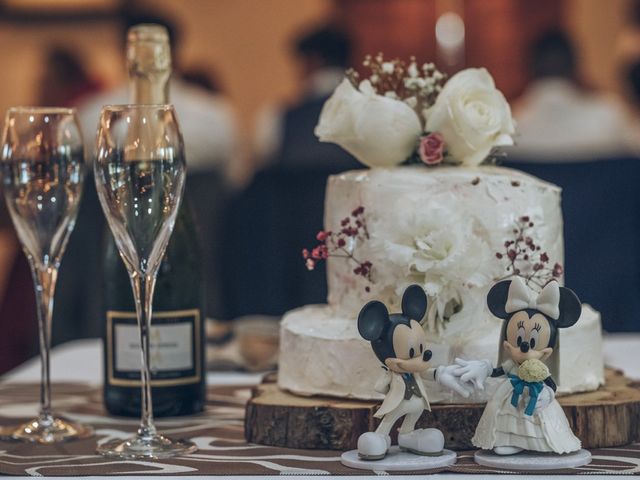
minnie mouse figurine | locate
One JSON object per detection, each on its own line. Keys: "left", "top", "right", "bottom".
{"left": 454, "top": 277, "right": 591, "bottom": 467}
{"left": 355, "top": 285, "right": 468, "bottom": 461}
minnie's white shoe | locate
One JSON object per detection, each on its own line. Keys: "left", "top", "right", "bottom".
{"left": 493, "top": 446, "right": 524, "bottom": 455}
{"left": 357, "top": 432, "right": 391, "bottom": 460}
{"left": 398, "top": 428, "right": 445, "bottom": 456}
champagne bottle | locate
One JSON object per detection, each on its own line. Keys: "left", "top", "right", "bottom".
{"left": 102, "top": 24, "right": 206, "bottom": 417}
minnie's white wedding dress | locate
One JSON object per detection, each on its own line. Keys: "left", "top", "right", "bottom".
{"left": 471, "top": 359, "right": 581, "bottom": 454}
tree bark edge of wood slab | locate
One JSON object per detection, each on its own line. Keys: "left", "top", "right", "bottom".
{"left": 244, "top": 368, "right": 640, "bottom": 450}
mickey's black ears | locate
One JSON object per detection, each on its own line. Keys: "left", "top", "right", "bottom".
{"left": 556, "top": 286, "right": 582, "bottom": 328}
{"left": 358, "top": 301, "right": 389, "bottom": 341}
{"left": 487, "top": 280, "right": 512, "bottom": 319}
{"left": 401, "top": 285, "right": 428, "bottom": 321}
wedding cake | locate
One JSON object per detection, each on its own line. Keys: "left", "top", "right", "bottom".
{"left": 277, "top": 57, "right": 604, "bottom": 403}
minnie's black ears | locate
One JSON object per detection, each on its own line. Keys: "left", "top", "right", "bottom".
{"left": 487, "top": 279, "right": 583, "bottom": 327}
{"left": 401, "top": 284, "right": 428, "bottom": 321}
{"left": 358, "top": 301, "right": 389, "bottom": 341}
{"left": 487, "top": 280, "right": 512, "bottom": 319}
{"left": 556, "top": 286, "right": 582, "bottom": 328}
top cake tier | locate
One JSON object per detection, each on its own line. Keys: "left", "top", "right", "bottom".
{"left": 325, "top": 166, "right": 564, "bottom": 329}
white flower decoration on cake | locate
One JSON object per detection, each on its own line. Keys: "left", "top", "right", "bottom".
{"left": 369, "top": 195, "right": 501, "bottom": 330}
{"left": 315, "top": 79, "right": 422, "bottom": 168}
{"left": 425, "top": 68, "right": 515, "bottom": 166}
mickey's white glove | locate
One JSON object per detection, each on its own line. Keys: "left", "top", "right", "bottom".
{"left": 533, "top": 384, "right": 555, "bottom": 413}
{"left": 454, "top": 358, "right": 493, "bottom": 391}
{"left": 435, "top": 364, "right": 474, "bottom": 398}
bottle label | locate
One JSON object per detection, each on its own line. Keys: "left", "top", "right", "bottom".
{"left": 106, "top": 309, "right": 201, "bottom": 387}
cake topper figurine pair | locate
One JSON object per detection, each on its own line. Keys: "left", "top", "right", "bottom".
{"left": 352, "top": 277, "right": 590, "bottom": 469}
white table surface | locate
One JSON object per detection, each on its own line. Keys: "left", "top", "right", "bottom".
{"left": 1, "top": 334, "right": 638, "bottom": 479}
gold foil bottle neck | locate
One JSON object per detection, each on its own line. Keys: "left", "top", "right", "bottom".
{"left": 126, "top": 23, "right": 171, "bottom": 104}
{"left": 127, "top": 24, "right": 169, "bottom": 44}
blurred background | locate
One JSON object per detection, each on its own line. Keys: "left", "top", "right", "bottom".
{"left": 0, "top": 0, "right": 639, "bottom": 374}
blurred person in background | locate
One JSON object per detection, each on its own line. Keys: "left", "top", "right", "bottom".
{"left": 38, "top": 46, "right": 103, "bottom": 107}
{"left": 511, "top": 29, "right": 631, "bottom": 161}
{"left": 76, "top": 12, "right": 238, "bottom": 178}
{"left": 253, "top": 24, "right": 359, "bottom": 170}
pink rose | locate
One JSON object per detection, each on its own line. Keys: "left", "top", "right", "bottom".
{"left": 419, "top": 132, "right": 444, "bottom": 166}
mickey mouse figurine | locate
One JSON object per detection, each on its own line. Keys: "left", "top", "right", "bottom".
{"left": 356, "top": 285, "right": 470, "bottom": 461}
{"left": 454, "top": 277, "right": 585, "bottom": 457}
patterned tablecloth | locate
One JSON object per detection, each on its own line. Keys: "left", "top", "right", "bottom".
{"left": 0, "top": 382, "right": 638, "bottom": 476}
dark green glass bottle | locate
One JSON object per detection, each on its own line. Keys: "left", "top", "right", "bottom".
{"left": 102, "top": 24, "right": 206, "bottom": 417}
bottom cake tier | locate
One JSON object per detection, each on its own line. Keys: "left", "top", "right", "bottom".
{"left": 278, "top": 304, "right": 604, "bottom": 403}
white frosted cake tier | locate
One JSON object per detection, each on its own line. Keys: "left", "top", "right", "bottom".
{"left": 278, "top": 165, "right": 604, "bottom": 402}
{"left": 278, "top": 304, "right": 604, "bottom": 403}
{"left": 325, "top": 166, "right": 564, "bottom": 323}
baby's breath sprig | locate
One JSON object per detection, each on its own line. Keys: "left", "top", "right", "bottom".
{"left": 347, "top": 53, "right": 446, "bottom": 128}
{"left": 496, "top": 216, "right": 563, "bottom": 290}
{"left": 302, "top": 206, "right": 373, "bottom": 292}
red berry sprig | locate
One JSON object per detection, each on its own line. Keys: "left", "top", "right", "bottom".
{"left": 496, "top": 216, "right": 563, "bottom": 288}
{"left": 302, "top": 206, "right": 373, "bottom": 291}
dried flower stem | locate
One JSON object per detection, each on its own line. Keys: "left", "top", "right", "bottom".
{"left": 496, "top": 216, "right": 563, "bottom": 289}
{"left": 302, "top": 206, "right": 373, "bottom": 290}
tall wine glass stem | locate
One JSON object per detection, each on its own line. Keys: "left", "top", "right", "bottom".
{"left": 30, "top": 262, "right": 58, "bottom": 423}
{"left": 131, "top": 270, "right": 157, "bottom": 439}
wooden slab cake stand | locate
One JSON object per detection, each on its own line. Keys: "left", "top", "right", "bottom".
{"left": 245, "top": 369, "right": 640, "bottom": 450}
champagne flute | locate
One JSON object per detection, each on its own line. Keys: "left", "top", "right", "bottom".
{"left": 94, "top": 104, "right": 196, "bottom": 459}
{"left": 0, "top": 107, "right": 92, "bottom": 443}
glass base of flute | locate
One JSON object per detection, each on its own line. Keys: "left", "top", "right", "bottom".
{"left": 97, "top": 432, "right": 197, "bottom": 459}
{"left": 0, "top": 415, "right": 93, "bottom": 444}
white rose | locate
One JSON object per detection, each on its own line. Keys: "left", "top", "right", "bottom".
{"left": 425, "top": 68, "right": 515, "bottom": 166}
{"left": 315, "top": 79, "right": 422, "bottom": 168}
